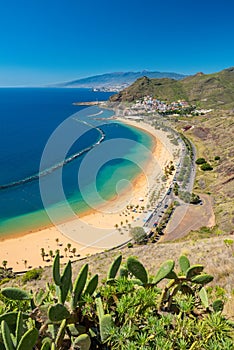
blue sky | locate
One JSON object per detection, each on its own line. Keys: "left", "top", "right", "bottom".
{"left": 0, "top": 0, "right": 233, "bottom": 86}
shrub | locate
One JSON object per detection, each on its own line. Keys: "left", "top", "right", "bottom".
{"left": 130, "top": 226, "right": 147, "bottom": 243}
{"left": 214, "top": 156, "right": 220, "bottom": 160}
{"left": 190, "top": 193, "right": 201, "bottom": 204}
{"left": 195, "top": 157, "right": 206, "bottom": 164}
{"left": 21, "top": 268, "right": 42, "bottom": 283}
{"left": 201, "top": 163, "right": 213, "bottom": 171}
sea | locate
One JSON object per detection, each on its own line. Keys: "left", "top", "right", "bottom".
{"left": 0, "top": 88, "right": 153, "bottom": 237}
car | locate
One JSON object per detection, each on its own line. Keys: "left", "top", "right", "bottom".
{"left": 164, "top": 204, "right": 168, "bottom": 208}
{"left": 153, "top": 221, "right": 158, "bottom": 227}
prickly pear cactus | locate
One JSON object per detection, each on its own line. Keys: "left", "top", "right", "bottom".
{"left": 71, "top": 264, "right": 88, "bottom": 310}
{"left": 73, "top": 333, "right": 91, "bottom": 350}
{"left": 179, "top": 255, "right": 190, "bottom": 274}
{"left": 126, "top": 257, "right": 148, "bottom": 284}
{"left": 108, "top": 255, "right": 122, "bottom": 279}
{"left": 154, "top": 259, "right": 175, "bottom": 284}
{"left": 1, "top": 287, "right": 30, "bottom": 301}
{"left": 100, "top": 314, "right": 114, "bottom": 343}
{"left": 48, "top": 304, "right": 70, "bottom": 322}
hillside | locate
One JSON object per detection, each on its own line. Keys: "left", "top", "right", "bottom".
{"left": 110, "top": 67, "right": 234, "bottom": 108}
{"left": 54, "top": 70, "right": 186, "bottom": 88}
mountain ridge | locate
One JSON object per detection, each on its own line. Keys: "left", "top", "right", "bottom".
{"left": 110, "top": 67, "right": 234, "bottom": 108}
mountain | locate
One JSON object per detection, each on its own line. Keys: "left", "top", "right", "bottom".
{"left": 55, "top": 71, "right": 187, "bottom": 89}
{"left": 110, "top": 67, "right": 234, "bottom": 108}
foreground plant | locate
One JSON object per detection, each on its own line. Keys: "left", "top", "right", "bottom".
{"left": 0, "top": 253, "right": 233, "bottom": 349}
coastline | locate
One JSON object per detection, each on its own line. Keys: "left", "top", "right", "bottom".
{"left": 0, "top": 118, "right": 177, "bottom": 272}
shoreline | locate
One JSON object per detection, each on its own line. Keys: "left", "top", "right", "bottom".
{"left": 0, "top": 118, "right": 177, "bottom": 272}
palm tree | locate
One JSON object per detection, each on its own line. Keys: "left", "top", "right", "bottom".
{"left": 49, "top": 250, "right": 53, "bottom": 260}
{"left": 72, "top": 248, "right": 76, "bottom": 256}
{"left": 2, "top": 260, "right": 7, "bottom": 269}
{"left": 67, "top": 243, "right": 71, "bottom": 252}
{"left": 55, "top": 238, "right": 59, "bottom": 246}
{"left": 115, "top": 224, "right": 118, "bottom": 229}
{"left": 64, "top": 247, "right": 68, "bottom": 257}
{"left": 40, "top": 248, "right": 46, "bottom": 261}
{"left": 23, "top": 260, "right": 27, "bottom": 269}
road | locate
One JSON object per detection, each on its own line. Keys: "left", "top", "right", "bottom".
{"left": 144, "top": 131, "right": 197, "bottom": 235}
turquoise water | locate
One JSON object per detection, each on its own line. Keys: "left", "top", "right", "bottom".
{"left": 0, "top": 88, "right": 153, "bottom": 236}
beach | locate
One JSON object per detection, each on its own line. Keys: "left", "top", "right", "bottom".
{"left": 0, "top": 118, "right": 179, "bottom": 272}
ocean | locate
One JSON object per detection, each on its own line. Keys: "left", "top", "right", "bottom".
{"left": 0, "top": 88, "right": 153, "bottom": 237}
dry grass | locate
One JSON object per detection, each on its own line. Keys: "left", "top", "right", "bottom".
{"left": 174, "top": 109, "right": 234, "bottom": 234}
{"left": 7, "top": 234, "right": 234, "bottom": 318}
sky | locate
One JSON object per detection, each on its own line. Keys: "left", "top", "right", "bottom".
{"left": 0, "top": 0, "right": 233, "bottom": 86}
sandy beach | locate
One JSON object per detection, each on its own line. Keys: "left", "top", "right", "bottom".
{"left": 0, "top": 118, "right": 179, "bottom": 272}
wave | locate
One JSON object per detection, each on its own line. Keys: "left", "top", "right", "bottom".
{"left": 87, "top": 110, "right": 104, "bottom": 118}
{"left": 0, "top": 120, "right": 105, "bottom": 191}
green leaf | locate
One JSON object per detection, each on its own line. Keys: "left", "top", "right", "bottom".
{"left": 60, "top": 260, "right": 72, "bottom": 304}
{"left": 199, "top": 287, "right": 209, "bottom": 308}
{"left": 16, "top": 312, "right": 23, "bottom": 345}
{"left": 17, "top": 328, "right": 39, "bottom": 350}
{"left": 1, "top": 288, "right": 30, "bottom": 301}
{"left": 186, "top": 265, "right": 204, "bottom": 279}
{"left": 191, "top": 274, "right": 214, "bottom": 285}
{"left": 126, "top": 257, "right": 148, "bottom": 284}
{"left": 179, "top": 255, "right": 190, "bottom": 274}
{"left": 72, "top": 263, "right": 88, "bottom": 309}
{"left": 48, "top": 304, "right": 70, "bottom": 322}
{"left": 108, "top": 255, "right": 122, "bottom": 279}
{"left": 212, "top": 299, "right": 224, "bottom": 312}
{"left": 53, "top": 252, "right": 61, "bottom": 286}
{"left": 83, "top": 274, "right": 98, "bottom": 296}
{"left": 154, "top": 260, "right": 175, "bottom": 284}
{"left": 1, "top": 320, "right": 15, "bottom": 350}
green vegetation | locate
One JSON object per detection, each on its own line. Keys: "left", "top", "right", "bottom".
{"left": 196, "top": 157, "right": 207, "bottom": 164}
{"left": 0, "top": 253, "right": 233, "bottom": 349}
{"left": 201, "top": 163, "right": 213, "bottom": 171}
{"left": 110, "top": 67, "right": 234, "bottom": 109}
{"left": 21, "top": 268, "right": 43, "bottom": 284}
{"left": 129, "top": 226, "right": 147, "bottom": 243}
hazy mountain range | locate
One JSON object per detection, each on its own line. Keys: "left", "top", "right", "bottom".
{"left": 54, "top": 71, "right": 187, "bottom": 89}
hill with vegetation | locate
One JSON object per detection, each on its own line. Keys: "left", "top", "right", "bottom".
{"left": 110, "top": 67, "right": 234, "bottom": 109}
